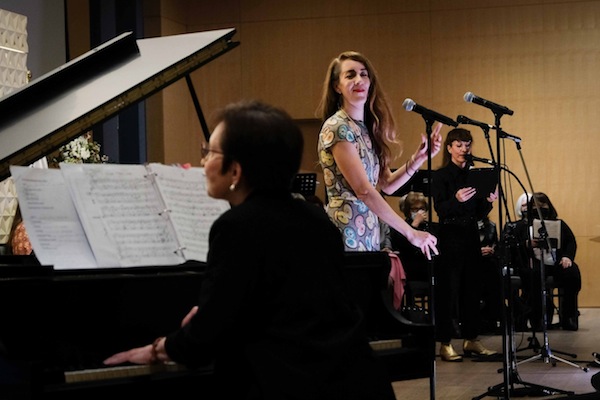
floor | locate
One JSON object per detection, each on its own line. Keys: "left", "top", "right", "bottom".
{"left": 392, "top": 308, "right": 600, "bottom": 400}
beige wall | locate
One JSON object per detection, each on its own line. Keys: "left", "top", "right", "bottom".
{"left": 70, "top": 0, "right": 600, "bottom": 307}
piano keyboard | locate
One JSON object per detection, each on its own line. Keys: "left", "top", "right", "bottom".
{"left": 64, "top": 362, "right": 187, "bottom": 383}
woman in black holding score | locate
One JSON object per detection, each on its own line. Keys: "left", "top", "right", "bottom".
{"left": 432, "top": 127, "right": 499, "bottom": 362}
{"left": 104, "top": 100, "right": 396, "bottom": 400}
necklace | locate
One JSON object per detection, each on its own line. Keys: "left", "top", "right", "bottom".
{"left": 340, "top": 108, "right": 366, "bottom": 132}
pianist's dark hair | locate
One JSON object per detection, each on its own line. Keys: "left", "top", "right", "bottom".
{"left": 214, "top": 100, "right": 303, "bottom": 195}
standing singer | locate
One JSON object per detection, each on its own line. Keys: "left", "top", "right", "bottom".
{"left": 316, "top": 50, "right": 442, "bottom": 257}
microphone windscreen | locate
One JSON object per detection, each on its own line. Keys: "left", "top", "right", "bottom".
{"left": 402, "top": 98, "right": 415, "bottom": 111}
{"left": 464, "top": 92, "right": 474, "bottom": 103}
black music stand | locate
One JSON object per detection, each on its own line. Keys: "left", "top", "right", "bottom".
{"left": 473, "top": 108, "right": 581, "bottom": 399}
{"left": 515, "top": 219, "right": 588, "bottom": 373}
{"left": 390, "top": 169, "right": 430, "bottom": 197}
{"left": 292, "top": 173, "right": 317, "bottom": 198}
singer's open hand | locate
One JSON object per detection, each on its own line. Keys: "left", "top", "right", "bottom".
{"left": 410, "top": 229, "right": 439, "bottom": 260}
{"left": 414, "top": 123, "right": 443, "bottom": 161}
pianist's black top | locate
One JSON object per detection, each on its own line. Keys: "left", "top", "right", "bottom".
{"left": 164, "top": 192, "right": 395, "bottom": 400}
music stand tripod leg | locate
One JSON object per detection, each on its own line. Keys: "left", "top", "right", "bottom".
{"left": 474, "top": 255, "right": 578, "bottom": 399}
{"left": 549, "top": 353, "right": 590, "bottom": 372}
{"left": 517, "top": 254, "right": 588, "bottom": 372}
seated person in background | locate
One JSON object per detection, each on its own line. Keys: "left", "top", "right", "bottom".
{"left": 478, "top": 216, "right": 503, "bottom": 334}
{"left": 514, "top": 192, "right": 532, "bottom": 223}
{"left": 390, "top": 191, "right": 437, "bottom": 283}
{"left": 389, "top": 192, "right": 439, "bottom": 316}
{"left": 511, "top": 192, "right": 581, "bottom": 331}
{"left": 104, "top": 100, "right": 396, "bottom": 400}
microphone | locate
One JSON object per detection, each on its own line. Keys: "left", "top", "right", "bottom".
{"left": 465, "top": 154, "right": 495, "bottom": 166}
{"left": 499, "top": 130, "right": 522, "bottom": 143}
{"left": 463, "top": 92, "right": 514, "bottom": 116}
{"left": 456, "top": 115, "right": 494, "bottom": 130}
{"left": 458, "top": 115, "right": 523, "bottom": 142}
{"left": 403, "top": 98, "right": 458, "bottom": 127}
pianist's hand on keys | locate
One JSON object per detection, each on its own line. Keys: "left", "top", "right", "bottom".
{"left": 105, "top": 306, "right": 197, "bottom": 366}
{"left": 104, "top": 344, "right": 156, "bottom": 365}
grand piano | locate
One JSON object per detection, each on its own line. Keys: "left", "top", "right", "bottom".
{"left": 0, "top": 29, "right": 435, "bottom": 399}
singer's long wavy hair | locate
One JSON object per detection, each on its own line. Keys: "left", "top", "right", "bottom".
{"left": 315, "top": 51, "right": 398, "bottom": 179}
{"left": 441, "top": 128, "right": 473, "bottom": 167}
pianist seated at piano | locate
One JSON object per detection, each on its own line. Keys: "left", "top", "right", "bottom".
{"left": 104, "top": 100, "right": 397, "bottom": 400}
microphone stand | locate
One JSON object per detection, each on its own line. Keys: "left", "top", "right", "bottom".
{"left": 406, "top": 103, "right": 457, "bottom": 400}
{"left": 472, "top": 112, "right": 575, "bottom": 399}
{"left": 477, "top": 125, "right": 512, "bottom": 223}
{"left": 507, "top": 141, "right": 579, "bottom": 364}
{"left": 419, "top": 115, "right": 437, "bottom": 400}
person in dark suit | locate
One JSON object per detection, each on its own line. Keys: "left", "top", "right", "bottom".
{"left": 431, "top": 128, "right": 499, "bottom": 362}
{"left": 104, "top": 100, "right": 396, "bottom": 400}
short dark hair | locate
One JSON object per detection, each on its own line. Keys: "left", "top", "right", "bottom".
{"left": 214, "top": 100, "right": 304, "bottom": 195}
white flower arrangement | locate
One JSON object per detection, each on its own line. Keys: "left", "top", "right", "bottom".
{"left": 52, "top": 132, "right": 108, "bottom": 165}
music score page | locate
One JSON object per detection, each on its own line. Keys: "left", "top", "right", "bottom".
{"left": 10, "top": 163, "right": 229, "bottom": 269}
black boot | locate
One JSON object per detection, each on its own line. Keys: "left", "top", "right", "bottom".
{"left": 561, "top": 315, "right": 578, "bottom": 331}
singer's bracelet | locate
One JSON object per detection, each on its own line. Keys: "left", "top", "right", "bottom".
{"left": 406, "top": 161, "right": 414, "bottom": 177}
{"left": 406, "top": 155, "right": 417, "bottom": 177}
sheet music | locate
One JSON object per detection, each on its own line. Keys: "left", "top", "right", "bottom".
{"left": 532, "top": 219, "right": 561, "bottom": 249}
{"left": 147, "top": 163, "right": 230, "bottom": 262}
{"left": 532, "top": 219, "right": 561, "bottom": 265}
{"left": 11, "top": 163, "right": 230, "bottom": 269}
{"left": 60, "top": 163, "right": 184, "bottom": 267}
{"left": 9, "top": 166, "right": 98, "bottom": 269}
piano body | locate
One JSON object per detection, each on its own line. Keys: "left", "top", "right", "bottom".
{"left": 0, "top": 29, "right": 434, "bottom": 399}
{"left": 0, "top": 28, "right": 234, "bottom": 400}
{"left": 0, "top": 258, "right": 212, "bottom": 399}
{"left": 0, "top": 253, "right": 434, "bottom": 399}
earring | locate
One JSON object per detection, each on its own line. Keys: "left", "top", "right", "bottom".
{"left": 229, "top": 183, "right": 236, "bottom": 191}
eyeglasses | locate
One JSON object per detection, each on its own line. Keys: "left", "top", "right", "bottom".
{"left": 200, "top": 144, "right": 224, "bottom": 159}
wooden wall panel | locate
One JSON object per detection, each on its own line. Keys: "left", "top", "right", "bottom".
{"left": 65, "top": 0, "right": 90, "bottom": 59}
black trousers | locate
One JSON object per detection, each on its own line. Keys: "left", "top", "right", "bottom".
{"left": 519, "top": 260, "right": 582, "bottom": 325}
{"left": 434, "top": 222, "right": 483, "bottom": 343}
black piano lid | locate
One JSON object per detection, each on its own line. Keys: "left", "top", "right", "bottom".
{"left": 0, "top": 27, "right": 239, "bottom": 181}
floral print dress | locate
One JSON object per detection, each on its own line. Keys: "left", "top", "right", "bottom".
{"left": 318, "top": 109, "right": 381, "bottom": 251}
